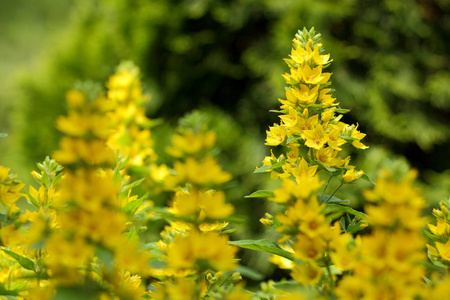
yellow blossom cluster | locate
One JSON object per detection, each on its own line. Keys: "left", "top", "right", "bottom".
{"left": 151, "top": 128, "right": 243, "bottom": 298}
{"left": 336, "top": 169, "right": 426, "bottom": 299}
{"left": 426, "top": 198, "right": 450, "bottom": 271}
{"left": 259, "top": 28, "right": 368, "bottom": 291}
{"left": 48, "top": 87, "right": 150, "bottom": 298}
{"left": 106, "top": 62, "right": 157, "bottom": 169}
{"left": 262, "top": 28, "right": 367, "bottom": 183}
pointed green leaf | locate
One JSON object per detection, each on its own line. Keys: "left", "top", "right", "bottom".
{"left": 234, "top": 265, "right": 264, "bottom": 281}
{"left": 322, "top": 204, "right": 367, "bottom": 219}
{"left": 245, "top": 190, "right": 274, "bottom": 199}
{"left": 361, "top": 173, "right": 375, "bottom": 185}
{"left": 123, "top": 198, "right": 143, "bottom": 216}
{"left": 120, "top": 178, "right": 145, "bottom": 194}
{"left": 26, "top": 194, "right": 41, "bottom": 209}
{"left": 0, "top": 283, "right": 19, "bottom": 296}
{"left": 228, "top": 239, "right": 294, "bottom": 261}
{"left": 254, "top": 161, "right": 285, "bottom": 173}
{"left": 2, "top": 249, "right": 35, "bottom": 271}
{"left": 311, "top": 160, "right": 337, "bottom": 173}
{"left": 335, "top": 108, "right": 350, "bottom": 114}
{"left": 318, "top": 195, "right": 350, "bottom": 205}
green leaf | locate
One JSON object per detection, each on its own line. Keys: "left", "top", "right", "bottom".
{"left": 96, "top": 246, "right": 114, "bottom": 272}
{"left": 339, "top": 135, "right": 358, "bottom": 141}
{"left": 2, "top": 249, "right": 35, "bottom": 271}
{"left": 123, "top": 198, "right": 143, "bottom": 215}
{"left": 311, "top": 160, "right": 337, "bottom": 173}
{"left": 245, "top": 190, "right": 274, "bottom": 199}
{"left": 26, "top": 194, "right": 41, "bottom": 209}
{"left": 254, "top": 165, "right": 271, "bottom": 173}
{"left": 361, "top": 173, "right": 375, "bottom": 185}
{"left": 0, "top": 283, "right": 19, "bottom": 296}
{"left": 0, "top": 133, "right": 7, "bottom": 138}
{"left": 269, "top": 109, "right": 288, "bottom": 114}
{"left": 286, "top": 135, "right": 302, "bottom": 144}
{"left": 318, "top": 195, "right": 350, "bottom": 205}
{"left": 124, "top": 228, "right": 140, "bottom": 245}
{"left": 120, "top": 178, "right": 145, "bottom": 194}
{"left": 322, "top": 204, "right": 367, "bottom": 219}
{"left": 53, "top": 287, "right": 92, "bottom": 300}
{"left": 113, "top": 169, "right": 122, "bottom": 185}
{"left": 254, "top": 161, "right": 285, "bottom": 173}
{"left": 228, "top": 239, "right": 294, "bottom": 261}
{"left": 234, "top": 265, "right": 264, "bottom": 281}
{"left": 335, "top": 108, "right": 350, "bottom": 114}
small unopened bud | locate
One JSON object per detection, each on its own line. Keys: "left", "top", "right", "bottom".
{"left": 260, "top": 218, "right": 273, "bottom": 226}
{"left": 31, "top": 171, "right": 42, "bottom": 183}
{"left": 231, "top": 272, "right": 242, "bottom": 282}
{"left": 440, "top": 205, "right": 448, "bottom": 215}
{"left": 433, "top": 208, "right": 445, "bottom": 219}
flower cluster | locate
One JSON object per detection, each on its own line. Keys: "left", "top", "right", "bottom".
{"left": 50, "top": 85, "right": 150, "bottom": 298}
{"left": 336, "top": 169, "right": 426, "bottom": 299}
{"left": 258, "top": 28, "right": 368, "bottom": 292}
{"left": 150, "top": 127, "right": 246, "bottom": 298}
{"left": 263, "top": 28, "right": 367, "bottom": 184}
{"left": 427, "top": 198, "right": 450, "bottom": 271}
{"left": 106, "top": 61, "right": 157, "bottom": 169}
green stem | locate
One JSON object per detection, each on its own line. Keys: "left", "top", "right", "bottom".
{"left": 321, "top": 175, "right": 333, "bottom": 200}
{"left": 325, "top": 182, "right": 344, "bottom": 204}
{"left": 324, "top": 252, "right": 335, "bottom": 291}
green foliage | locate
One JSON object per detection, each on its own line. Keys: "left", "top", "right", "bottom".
{"left": 229, "top": 239, "right": 295, "bottom": 261}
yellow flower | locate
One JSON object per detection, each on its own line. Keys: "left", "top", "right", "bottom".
{"left": 166, "top": 230, "right": 237, "bottom": 271}
{"left": 435, "top": 240, "right": 450, "bottom": 261}
{"left": 170, "top": 189, "right": 234, "bottom": 220}
{"left": 66, "top": 90, "right": 86, "bottom": 108}
{"left": 428, "top": 218, "right": 450, "bottom": 236}
{"left": 265, "top": 124, "right": 286, "bottom": 146}
{"left": 350, "top": 124, "right": 369, "bottom": 149}
{"left": 0, "top": 166, "right": 25, "bottom": 207}
{"left": 302, "top": 124, "right": 328, "bottom": 149}
{"left": 289, "top": 158, "right": 318, "bottom": 181}
{"left": 293, "top": 233, "right": 325, "bottom": 261}
{"left": 326, "top": 123, "right": 346, "bottom": 151}
{"left": 290, "top": 262, "right": 323, "bottom": 285}
{"left": 166, "top": 130, "right": 216, "bottom": 157}
{"left": 343, "top": 168, "right": 364, "bottom": 182}
{"left": 173, "top": 156, "right": 232, "bottom": 185}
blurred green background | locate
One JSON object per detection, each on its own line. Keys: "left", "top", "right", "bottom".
{"left": 1, "top": 0, "right": 449, "bottom": 277}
